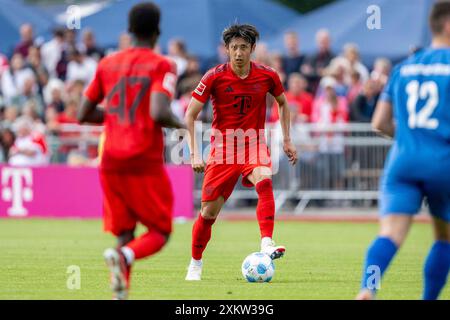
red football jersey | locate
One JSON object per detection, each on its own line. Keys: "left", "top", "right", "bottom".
{"left": 84, "top": 47, "right": 176, "bottom": 173}
{"left": 192, "top": 62, "right": 284, "bottom": 161}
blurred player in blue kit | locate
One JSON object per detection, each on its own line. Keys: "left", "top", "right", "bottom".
{"left": 357, "top": 0, "right": 450, "bottom": 300}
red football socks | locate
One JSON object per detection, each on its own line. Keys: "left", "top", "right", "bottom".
{"left": 126, "top": 229, "right": 167, "bottom": 260}
{"left": 255, "top": 179, "right": 275, "bottom": 238}
{"left": 191, "top": 214, "right": 216, "bottom": 260}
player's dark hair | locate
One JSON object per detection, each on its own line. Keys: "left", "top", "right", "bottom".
{"left": 128, "top": 2, "right": 161, "bottom": 39}
{"left": 429, "top": 0, "right": 450, "bottom": 35}
{"left": 222, "top": 24, "right": 259, "bottom": 47}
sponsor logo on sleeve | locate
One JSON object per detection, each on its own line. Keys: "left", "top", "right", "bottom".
{"left": 194, "top": 81, "right": 207, "bottom": 96}
{"left": 163, "top": 72, "right": 177, "bottom": 96}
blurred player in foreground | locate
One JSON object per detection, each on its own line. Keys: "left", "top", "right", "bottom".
{"left": 78, "top": 2, "right": 184, "bottom": 299}
{"left": 357, "top": 0, "right": 450, "bottom": 300}
{"left": 184, "top": 24, "right": 297, "bottom": 280}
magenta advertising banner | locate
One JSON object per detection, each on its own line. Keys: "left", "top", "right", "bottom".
{"left": 0, "top": 165, "right": 194, "bottom": 219}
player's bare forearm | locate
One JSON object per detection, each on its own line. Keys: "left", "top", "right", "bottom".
{"left": 185, "top": 114, "right": 197, "bottom": 155}
{"left": 78, "top": 97, "right": 104, "bottom": 124}
{"left": 185, "top": 97, "right": 205, "bottom": 172}
{"left": 156, "top": 114, "right": 186, "bottom": 129}
{"left": 185, "top": 98, "right": 204, "bottom": 156}
{"left": 150, "top": 93, "right": 186, "bottom": 129}
{"left": 275, "top": 93, "right": 298, "bottom": 165}
{"left": 374, "top": 123, "right": 395, "bottom": 139}
{"left": 275, "top": 94, "right": 291, "bottom": 143}
{"left": 372, "top": 100, "right": 395, "bottom": 139}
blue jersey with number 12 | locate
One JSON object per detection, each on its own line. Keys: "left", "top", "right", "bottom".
{"left": 380, "top": 48, "right": 450, "bottom": 221}
{"left": 381, "top": 48, "right": 450, "bottom": 176}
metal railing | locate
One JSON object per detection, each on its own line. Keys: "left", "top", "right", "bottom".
{"left": 47, "top": 122, "right": 392, "bottom": 213}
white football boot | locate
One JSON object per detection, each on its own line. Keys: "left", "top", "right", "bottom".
{"left": 103, "top": 248, "right": 129, "bottom": 300}
{"left": 261, "top": 237, "right": 286, "bottom": 260}
{"left": 185, "top": 259, "right": 203, "bottom": 281}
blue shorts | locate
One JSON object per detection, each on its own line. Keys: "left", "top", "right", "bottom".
{"left": 380, "top": 174, "right": 450, "bottom": 222}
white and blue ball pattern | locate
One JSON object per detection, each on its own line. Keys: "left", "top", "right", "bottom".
{"left": 241, "top": 252, "right": 275, "bottom": 283}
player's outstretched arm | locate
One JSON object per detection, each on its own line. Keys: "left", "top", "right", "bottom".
{"left": 185, "top": 97, "right": 205, "bottom": 173}
{"left": 372, "top": 100, "right": 395, "bottom": 139}
{"left": 150, "top": 92, "right": 186, "bottom": 129}
{"left": 275, "top": 93, "right": 298, "bottom": 165}
{"left": 78, "top": 97, "right": 105, "bottom": 124}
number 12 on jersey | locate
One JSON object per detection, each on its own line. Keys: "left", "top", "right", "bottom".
{"left": 406, "top": 80, "right": 439, "bottom": 130}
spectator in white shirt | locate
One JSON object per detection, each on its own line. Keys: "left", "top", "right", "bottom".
{"left": 167, "top": 38, "right": 188, "bottom": 76}
{"left": 40, "top": 27, "right": 65, "bottom": 78}
{"left": 343, "top": 43, "right": 369, "bottom": 83}
{"left": 8, "top": 117, "right": 49, "bottom": 166}
{"left": 66, "top": 49, "right": 97, "bottom": 86}
{"left": 1, "top": 53, "right": 35, "bottom": 105}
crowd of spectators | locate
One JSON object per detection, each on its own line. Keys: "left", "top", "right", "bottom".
{"left": 0, "top": 23, "right": 393, "bottom": 166}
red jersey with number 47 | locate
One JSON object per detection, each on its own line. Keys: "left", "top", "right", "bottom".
{"left": 84, "top": 47, "right": 176, "bottom": 173}
{"left": 192, "top": 62, "right": 284, "bottom": 160}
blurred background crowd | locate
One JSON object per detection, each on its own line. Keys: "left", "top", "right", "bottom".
{"left": 0, "top": 23, "right": 393, "bottom": 166}
{"left": 0, "top": 0, "right": 431, "bottom": 170}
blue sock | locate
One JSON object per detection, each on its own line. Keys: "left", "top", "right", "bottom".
{"left": 361, "top": 236, "right": 398, "bottom": 293}
{"left": 423, "top": 240, "right": 450, "bottom": 300}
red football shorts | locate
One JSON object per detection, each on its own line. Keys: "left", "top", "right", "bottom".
{"left": 99, "top": 168, "right": 173, "bottom": 236}
{"left": 201, "top": 145, "right": 272, "bottom": 202}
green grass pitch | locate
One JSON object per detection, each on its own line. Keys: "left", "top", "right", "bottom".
{"left": 0, "top": 218, "right": 448, "bottom": 300}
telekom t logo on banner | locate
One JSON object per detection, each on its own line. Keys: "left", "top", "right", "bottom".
{"left": 1, "top": 167, "right": 33, "bottom": 216}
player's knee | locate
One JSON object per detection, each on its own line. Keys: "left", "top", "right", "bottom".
{"left": 434, "top": 229, "right": 450, "bottom": 242}
{"left": 432, "top": 219, "right": 450, "bottom": 242}
{"left": 200, "top": 199, "right": 223, "bottom": 219}
{"left": 255, "top": 178, "right": 273, "bottom": 195}
{"left": 200, "top": 208, "right": 219, "bottom": 220}
{"left": 378, "top": 231, "right": 404, "bottom": 247}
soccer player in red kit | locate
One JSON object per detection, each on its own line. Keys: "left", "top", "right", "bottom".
{"left": 78, "top": 2, "right": 184, "bottom": 299}
{"left": 185, "top": 24, "right": 298, "bottom": 280}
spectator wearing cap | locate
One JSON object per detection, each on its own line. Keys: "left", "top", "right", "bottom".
{"left": 311, "top": 76, "right": 348, "bottom": 125}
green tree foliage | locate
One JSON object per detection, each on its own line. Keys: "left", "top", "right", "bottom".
{"left": 274, "top": 0, "right": 337, "bottom": 14}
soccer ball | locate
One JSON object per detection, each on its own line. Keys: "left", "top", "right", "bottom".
{"left": 241, "top": 252, "right": 275, "bottom": 283}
